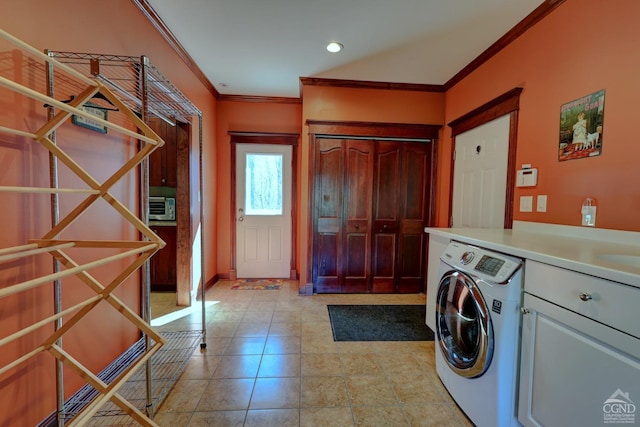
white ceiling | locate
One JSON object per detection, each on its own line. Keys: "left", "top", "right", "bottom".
{"left": 146, "top": 0, "right": 544, "bottom": 98}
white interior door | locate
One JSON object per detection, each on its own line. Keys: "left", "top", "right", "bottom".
{"left": 236, "top": 143, "right": 292, "bottom": 278}
{"left": 452, "top": 114, "right": 510, "bottom": 228}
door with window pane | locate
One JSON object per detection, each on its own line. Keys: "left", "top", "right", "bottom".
{"left": 236, "top": 144, "right": 292, "bottom": 278}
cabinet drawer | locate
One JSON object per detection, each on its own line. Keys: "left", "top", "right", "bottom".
{"left": 525, "top": 260, "right": 639, "bottom": 338}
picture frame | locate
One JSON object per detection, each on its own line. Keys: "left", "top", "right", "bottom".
{"left": 72, "top": 102, "right": 108, "bottom": 133}
{"left": 558, "top": 89, "right": 605, "bottom": 161}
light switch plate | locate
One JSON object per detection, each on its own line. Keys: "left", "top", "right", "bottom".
{"left": 520, "top": 196, "right": 533, "bottom": 212}
{"left": 537, "top": 195, "right": 547, "bottom": 212}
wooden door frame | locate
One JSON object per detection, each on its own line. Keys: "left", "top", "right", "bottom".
{"left": 145, "top": 119, "right": 192, "bottom": 306}
{"left": 175, "top": 121, "right": 192, "bottom": 305}
{"left": 447, "top": 87, "right": 523, "bottom": 229}
{"left": 306, "top": 120, "right": 441, "bottom": 295}
{"left": 229, "top": 131, "right": 300, "bottom": 280}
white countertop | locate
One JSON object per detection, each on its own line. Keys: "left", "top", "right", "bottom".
{"left": 425, "top": 222, "right": 640, "bottom": 288}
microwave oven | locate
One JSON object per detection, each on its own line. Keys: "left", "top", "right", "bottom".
{"left": 148, "top": 197, "right": 176, "bottom": 221}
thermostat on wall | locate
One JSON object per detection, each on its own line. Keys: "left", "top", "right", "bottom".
{"left": 516, "top": 167, "right": 538, "bottom": 187}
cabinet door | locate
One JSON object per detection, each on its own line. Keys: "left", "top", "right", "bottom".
{"left": 150, "top": 226, "right": 177, "bottom": 291}
{"left": 148, "top": 119, "right": 177, "bottom": 187}
{"left": 519, "top": 293, "right": 640, "bottom": 427}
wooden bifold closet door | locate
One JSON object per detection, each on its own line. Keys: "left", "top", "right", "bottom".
{"left": 312, "top": 137, "right": 432, "bottom": 294}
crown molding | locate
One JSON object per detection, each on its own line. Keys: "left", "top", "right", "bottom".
{"left": 445, "top": 0, "right": 566, "bottom": 89}
{"left": 300, "top": 77, "right": 445, "bottom": 93}
{"left": 218, "top": 94, "right": 301, "bottom": 104}
{"left": 131, "top": 0, "right": 219, "bottom": 98}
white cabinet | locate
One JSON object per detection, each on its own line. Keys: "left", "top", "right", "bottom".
{"left": 518, "top": 261, "right": 640, "bottom": 427}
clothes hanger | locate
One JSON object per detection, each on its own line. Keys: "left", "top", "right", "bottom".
{"left": 44, "top": 93, "right": 119, "bottom": 111}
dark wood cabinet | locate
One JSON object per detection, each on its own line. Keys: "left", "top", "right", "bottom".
{"left": 150, "top": 225, "right": 177, "bottom": 291}
{"left": 313, "top": 138, "right": 432, "bottom": 294}
{"left": 148, "top": 119, "right": 177, "bottom": 187}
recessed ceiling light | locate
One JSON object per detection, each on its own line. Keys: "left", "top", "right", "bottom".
{"left": 326, "top": 42, "right": 343, "bottom": 53}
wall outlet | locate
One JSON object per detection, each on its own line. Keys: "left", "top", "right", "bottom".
{"left": 581, "top": 206, "right": 596, "bottom": 226}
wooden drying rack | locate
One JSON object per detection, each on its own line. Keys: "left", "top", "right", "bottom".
{"left": 0, "top": 29, "right": 166, "bottom": 426}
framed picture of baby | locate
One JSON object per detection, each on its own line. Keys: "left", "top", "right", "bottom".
{"left": 558, "top": 89, "right": 605, "bottom": 161}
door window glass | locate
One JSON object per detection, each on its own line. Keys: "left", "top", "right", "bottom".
{"left": 245, "top": 153, "right": 283, "bottom": 215}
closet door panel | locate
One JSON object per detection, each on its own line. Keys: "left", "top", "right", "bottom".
{"left": 373, "top": 143, "right": 400, "bottom": 220}
{"left": 403, "top": 145, "right": 429, "bottom": 220}
{"left": 344, "top": 233, "right": 368, "bottom": 292}
{"left": 371, "top": 233, "right": 396, "bottom": 293}
{"left": 316, "top": 140, "right": 343, "bottom": 219}
{"left": 371, "top": 142, "right": 400, "bottom": 293}
{"left": 343, "top": 140, "right": 373, "bottom": 292}
{"left": 313, "top": 139, "right": 344, "bottom": 293}
{"left": 311, "top": 133, "right": 435, "bottom": 294}
{"left": 397, "top": 143, "right": 431, "bottom": 293}
{"left": 315, "top": 233, "right": 340, "bottom": 292}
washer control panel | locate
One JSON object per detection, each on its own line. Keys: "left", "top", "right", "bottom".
{"left": 441, "top": 241, "right": 522, "bottom": 283}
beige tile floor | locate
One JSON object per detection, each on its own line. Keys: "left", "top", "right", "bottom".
{"left": 148, "top": 281, "right": 473, "bottom": 426}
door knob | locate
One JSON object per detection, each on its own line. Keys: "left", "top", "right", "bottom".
{"left": 579, "top": 292, "right": 593, "bottom": 301}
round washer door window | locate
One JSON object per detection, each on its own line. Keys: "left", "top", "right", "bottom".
{"left": 436, "top": 270, "right": 493, "bottom": 378}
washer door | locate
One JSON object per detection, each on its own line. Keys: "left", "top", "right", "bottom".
{"left": 436, "top": 270, "right": 493, "bottom": 378}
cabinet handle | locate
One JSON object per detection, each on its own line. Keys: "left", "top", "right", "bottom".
{"left": 521, "top": 308, "right": 530, "bottom": 315}
{"left": 355, "top": 224, "right": 359, "bottom": 229}
{"left": 579, "top": 292, "right": 593, "bottom": 301}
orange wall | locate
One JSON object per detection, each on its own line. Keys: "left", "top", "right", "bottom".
{"left": 213, "top": 87, "right": 445, "bottom": 286}
{"left": 215, "top": 99, "right": 302, "bottom": 276}
{"left": 299, "top": 85, "right": 445, "bottom": 286}
{"left": 443, "top": 0, "right": 640, "bottom": 231}
{"left": 0, "top": 1, "right": 217, "bottom": 424}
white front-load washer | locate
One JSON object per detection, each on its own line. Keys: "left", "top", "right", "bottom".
{"left": 435, "top": 241, "right": 524, "bottom": 427}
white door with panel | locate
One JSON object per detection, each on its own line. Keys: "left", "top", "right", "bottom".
{"left": 452, "top": 114, "right": 510, "bottom": 228}
{"left": 236, "top": 144, "right": 292, "bottom": 278}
